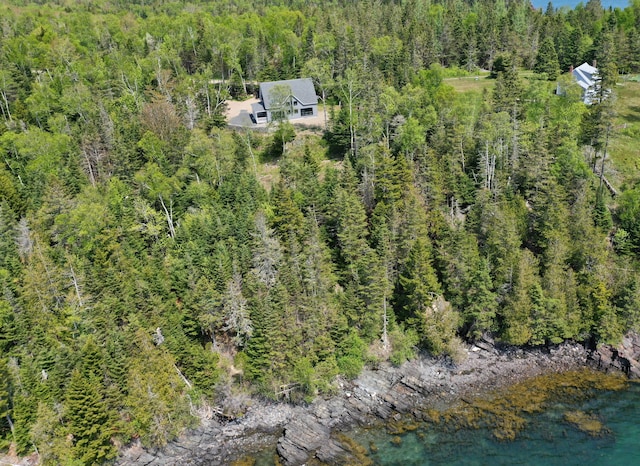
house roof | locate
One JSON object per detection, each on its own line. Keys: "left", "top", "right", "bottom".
{"left": 572, "top": 62, "right": 598, "bottom": 90}
{"left": 251, "top": 102, "right": 266, "bottom": 114}
{"left": 259, "top": 78, "right": 318, "bottom": 109}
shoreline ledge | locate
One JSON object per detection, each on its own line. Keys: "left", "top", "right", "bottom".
{"left": 118, "top": 333, "right": 640, "bottom": 465}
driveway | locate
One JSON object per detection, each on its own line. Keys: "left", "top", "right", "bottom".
{"left": 225, "top": 97, "right": 328, "bottom": 130}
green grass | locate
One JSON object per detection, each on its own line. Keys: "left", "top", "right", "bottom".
{"left": 445, "top": 72, "right": 640, "bottom": 192}
{"left": 255, "top": 132, "right": 332, "bottom": 192}
{"left": 609, "top": 81, "right": 640, "bottom": 190}
{"left": 445, "top": 70, "right": 540, "bottom": 94}
{"left": 445, "top": 73, "right": 493, "bottom": 93}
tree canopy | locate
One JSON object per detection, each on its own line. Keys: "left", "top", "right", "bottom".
{"left": 1, "top": 0, "right": 640, "bottom": 463}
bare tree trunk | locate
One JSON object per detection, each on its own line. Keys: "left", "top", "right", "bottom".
{"left": 174, "top": 364, "right": 193, "bottom": 389}
{"left": 243, "top": 130, "right": 258, "bottom": 179}
{"left": 511, "top": 102, "right": 519, "bottom": 167}
{"left": 69, "top": 264, "right": 84, "bottom": 308}
{"left": 82, "top": 149, "right": 97, "bottom": 188}
{"left": 322, "top": 89, "right": 327, "bottom": 131}
{"left": 185, "top": 94, "right": 198, "bottom": 130}
{"left": 382, "top": 293, "right": 389, "bottom": 351}
{"left": 158, "top": 195, "right": 175, "bottom": 239}
{"left": 0, "top": 90, "right": 12, "bottom": 122}
{"left": 6, "top": 414, "right": 16, "bottom": 448}
{"left": 599, "top": 123, "right": 611, "bottom": 191}
{"left": 349, "top": 95, "right": 356, "bottom": 159}
{"left": 204, "top": 83, "right": 211, "bottom": 116}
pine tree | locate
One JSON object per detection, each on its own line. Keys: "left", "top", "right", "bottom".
{"left": 502, "top": 250, "right": 540, "bottom": 345}
{"left": 493, "top": 54, "right": 523, "bottom": 114}
{"left": 463, "top": 258, "right": 498, "bottom": 339}
{"left": 65, "top": 368, "right": 115, "bottom": 464}
{"left": 397, "top": 238, "right": 457, "bottom": 354}
{"left": 0, "top": 358, "right": 12, "bottom": 441}
{"left": 593, "top": 186, "right": 613, "bottom": 232}
{"left": 534, "top": 37, "right": 560, "bottom": 80}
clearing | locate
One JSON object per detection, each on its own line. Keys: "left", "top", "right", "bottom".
{"left": 225, "top": 97, "right": 328, "bottom": 131}
{"left": 608, "top": 79, "right": 640, "bottom": 190}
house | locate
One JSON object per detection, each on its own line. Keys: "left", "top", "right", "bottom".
{"left": 251, "top": 78, "right": 318, "bottom": 124}
{"left": 571, "top": 62, "right": 599, "bottom": 104}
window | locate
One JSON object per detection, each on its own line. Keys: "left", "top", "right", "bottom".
{"left": 300, "top": 108, "right": 313, "bottom": 117}
{"left": 257, "top": 112, "right": 267, "bottom": 118}
{"left": 293, "top": 101, "right": 298, "bottom": 106}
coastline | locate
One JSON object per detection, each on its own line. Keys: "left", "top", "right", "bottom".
{"left": 116, "top": 333, "right": 640, "bottom": 465}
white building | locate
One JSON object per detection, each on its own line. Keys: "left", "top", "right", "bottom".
{"left": 571, "top": 62, "right": 599, "bottom": 104}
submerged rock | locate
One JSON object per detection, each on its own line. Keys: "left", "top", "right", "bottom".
{"left": 116, "top": 333, "right": 640, "bottom": 465}
{"left": 564, "top": 410, "right": 607, "bottom": 436}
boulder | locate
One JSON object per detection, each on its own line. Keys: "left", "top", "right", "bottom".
{"left": 277, "top": 413, "right": 331, "bottom": 465}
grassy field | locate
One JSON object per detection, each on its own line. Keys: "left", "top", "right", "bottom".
{"left": 445, "top": 72, "right": 493, "bottom": 93}
{"left": 609, "top": 80, "right": 640, "bottom": 190}
{"left": 255, "top": 72, "right": 639, "bottom": 196}
{"left": 444, "top": 71, "right": 640, "bottom": 192}
{"left": 445, "top": 70, "right": 535, "bottom": 93}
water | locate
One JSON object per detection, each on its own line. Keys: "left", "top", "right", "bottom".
{"left": 350, "top": 382, "right": 640, "bottom": 466}
{"left": 530, "top": 0, "right": 631, "bottom": 9}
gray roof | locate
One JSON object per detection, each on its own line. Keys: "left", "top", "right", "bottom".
{"left": 251, "top": 102, "right": 266, "bottom": 114}
{"left": 259, "top": 78, "right": 317, "bottom": 109}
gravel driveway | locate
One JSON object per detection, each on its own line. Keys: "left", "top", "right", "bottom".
{"left": 225, "top": 97, "right": 328, "bottom": 130}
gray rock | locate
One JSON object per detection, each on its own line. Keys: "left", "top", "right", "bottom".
{"left": 277, "top": 413, "right": 331, "bottom": 465}
{"left": 116, "top": 332, "right": 640, "bottom": 466}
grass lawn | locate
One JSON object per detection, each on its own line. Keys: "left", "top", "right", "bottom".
{"left": 608, "top": 80, "right": 640, "bottom": 189}
{"left": 606, "top": 81, "right": 640, "bottom": 190}
{"left": 445, "top": 70, "right": 540, "bottom": 94}
{"left": 445, "top": 73, "right": 494, "bottom": 93}
{"left": 444, "top": 71, "right": 639, "bottom": 193}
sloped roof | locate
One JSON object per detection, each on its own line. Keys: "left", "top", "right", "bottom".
{"left": 251, "top": 102, "right": 266, "bottom": 114}
{"left": 260, "top": 78, "right": 317, "bottom": 109}
{"left": 572, "top": 62, "right": 598, "bottom": 90}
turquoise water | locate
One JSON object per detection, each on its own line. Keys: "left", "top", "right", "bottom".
{"left": 351, "top": 383, "right": 640, "bottom": 466}
{"left": 530, "top": 0, "right": 631, "bottom": 9}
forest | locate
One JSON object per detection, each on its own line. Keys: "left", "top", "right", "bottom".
{"left": 1, "top": 0, "right": 640, "bottom": 463}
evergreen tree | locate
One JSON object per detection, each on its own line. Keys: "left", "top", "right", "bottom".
{"left": 463, "top": 258, "right": 498, "bottom": 339}
{"left": 534, "top": 36, "right": 561, "bottom": 80}
{"left": 493, "top": 54, "right": 523, "bottom": 114}
{"left": 0, "top": 358, "right": 11, "bottom": 441}
{"left": 65, "top": 369, "right": 116, "bottom": 464}
{"left": 593, "top": 186, "right": 613, "bottom": 232}
{"left": 398, "top": 238, "right": 458, "bottom": 355}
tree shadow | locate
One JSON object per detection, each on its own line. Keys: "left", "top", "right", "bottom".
{"left": 621, "top": 106, "right": 640, "bottom": 123}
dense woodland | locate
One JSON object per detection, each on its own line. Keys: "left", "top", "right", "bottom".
{"left": 1, "top": 0, "right": 640, "bottom": 463}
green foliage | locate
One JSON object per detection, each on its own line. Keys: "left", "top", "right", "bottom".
{"left": 389, "top": 328, "right": 419, "bottom": 367}
{"left": 336, "top": 330, "right": 366, "bottom": 379}
{"left": 534, "top": 37, "right": 561, "bottom": 80}
{"left": 0, "top": 358, "right": 11, "bottom": 440}
{"left": 618, "top": 187, "right": 640, "bottom": 252}
{"left": 0, "top": 0, "right": 638, "bottom": 459}
{"left": 65, "top": 369, "right": 116, "bottom": 464}
{"left": 265, "top": 122, "right": 296, "bottom": 160}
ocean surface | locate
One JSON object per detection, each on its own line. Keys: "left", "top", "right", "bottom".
{"left": 349, "top": 382, "right": 640, "bottom": 466}
{"left": 250, "top": 375, "right": 640, "bottom": 465}
{"left": 530, "top": 0, "right": 632, "bottom": 9}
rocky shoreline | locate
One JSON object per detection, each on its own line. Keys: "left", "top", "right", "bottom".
{"left": 114, "top": 333, "right": 640, "bottom": 465}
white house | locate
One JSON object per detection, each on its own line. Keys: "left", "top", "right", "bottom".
{"left": 251, "top": 78, "right": 318, "bottom": 124}
{"left": 571, "top": 62, "right": 599, "bottom": 104}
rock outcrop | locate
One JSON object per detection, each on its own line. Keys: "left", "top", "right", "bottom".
{"left": 591, "top": 332, "right": 640, "bottom": 379}
{"left": 116, "top": 333, "right": 640, "bottom": 466}
{"left": 274, "top": 340, "right": 592, "bottom": 465}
